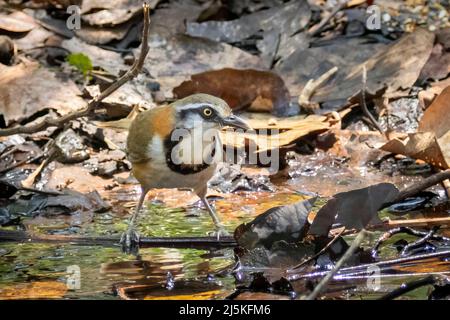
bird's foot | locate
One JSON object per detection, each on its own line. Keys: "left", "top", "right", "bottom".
{"left": 208, "top": 225, "right": 230, "bottom": 241}
{"left": 120, "top": 228, "right": 140, "bottom": 255}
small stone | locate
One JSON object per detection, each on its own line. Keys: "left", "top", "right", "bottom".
{"left": 152, "top": 91, "right": 166, "bottom": 104}
{"left": 382, "top": 13, "right": 391, "bottom": 22}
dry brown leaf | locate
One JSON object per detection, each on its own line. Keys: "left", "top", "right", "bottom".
{"left": 381, "top": 86, "right": 450, "bottom": 169}
{"left": 220, "top": 115, "right": 330, "bottom": 152}
{"left": 419, "top": 86, "right": 450, "bottom": 137}
{"left": 0, "top": 281, "right": 67, "bottom": 300}
{"left": 0, "top": 11, "right": 37, "bottom": 33}
{"left": 74, "top": 22, "right": 133, "bottom": 45}
{"left": 81, "top": 0, "right": 160, "bottom": 26}
{"left": 142, "top": 35, "right": 262, "bottom": 98}
{"left": 0, "top": 60, "right": 86, "bottom": 126}
{"left": 173, "top": 68, "right": 291, "bottom": 115}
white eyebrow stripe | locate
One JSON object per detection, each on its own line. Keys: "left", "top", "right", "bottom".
{"left": 178, "top": 102, "right": 214, "bottom": 111}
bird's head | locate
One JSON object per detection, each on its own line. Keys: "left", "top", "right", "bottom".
{"left": 172, "top": 93, "right": 251, "bottom": 131}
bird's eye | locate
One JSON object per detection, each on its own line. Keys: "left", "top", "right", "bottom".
{"left": 203, "top": 107, "right": 213, "bottom": 117}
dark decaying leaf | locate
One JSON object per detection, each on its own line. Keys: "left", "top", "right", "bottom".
{"left": 236, "top": 241, "right": 316, "bottom": 269}
{"left": 275, "top": 37, "right": 386, "bottom": 108}
{"left": 0, "top": 180, "right": 19, "bottom": 199}
{"left": 186, "top": 0, "right": 311, "bottom": 66}
{"left": 235, "top": 197, "right": 316, "bottom": 250}
{"left": 312, "top": 28, "right": 434, "bottom": 107}
{"left": 309, "top": 183, "right": 400, "bottom": 237}
{"left": 5, "top": 190, "right": 110, "bottom": 220}
{"left": 186, "top": 0, "right": 310, "bottom": 44}
{"left": 173, "top": 68, "right": 291, "bottom": 115}
{"left": 419, "top": 43, "right": 450, "bottom": 82}
{"left": 277, "top": 29, "right": 434, "bottom": 111}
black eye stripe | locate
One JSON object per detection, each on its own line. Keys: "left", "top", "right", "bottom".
{"left": 178, "top": 104, "right": 217, "bottom": 120}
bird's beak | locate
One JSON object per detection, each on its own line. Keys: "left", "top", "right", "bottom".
{"left": 220, "top": 115, "right": 252, "bottom": 130}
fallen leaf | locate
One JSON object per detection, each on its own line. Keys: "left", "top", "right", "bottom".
{"left": 141, "top": 35, "right": 262, "bottom": 98}
{"left": 277, "top": 29, "right": 434, "bottom": 111}
{"left": 0, "top": 11, "right": 37, "bottom": 33}
{"left": 381, "top": 86, "right": 450, "bottom": 169}
{"left": 309, "top": 183, "right": 400, "bottom": 237}
{"left": 235, "top": 197, "right": 316, "bottom": 250}
{"left": 419, "top": 86, "right": 450, "bottom": 138}
{"left": 419, "top": 43, "right": 450, "bottom": 81}
{"left": 220, "top": 114, "right": 331, "bottom": 152}
{"left": 81, "top": 0, "right": 160, "bottom": 26}
{"left": 0, "top": 60, "right": 86, "bottom": 126}
{"left": 314, "top": 29, "right": 435, "bottom": 105}
{"left": 186, "top": 1, "right": 310, "bottom": 44}
{"left": 62, "top": 37, "right": 127, "bottom": 75}
{"left": 186, "top": 0, "right": 311, "bottom": 66}
{"left": 74, "top": 21, "right": 134, "bottom": 45}
{"left": 173, "top": 68, "right": 291, "bottom": 115}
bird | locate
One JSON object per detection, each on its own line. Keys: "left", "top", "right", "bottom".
{"left": 120, "top": 93, "right": 250, "bottom": 255}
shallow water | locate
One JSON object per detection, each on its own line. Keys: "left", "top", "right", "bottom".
{"left": 0, "top": 162, "right": 448, "bottom": 299}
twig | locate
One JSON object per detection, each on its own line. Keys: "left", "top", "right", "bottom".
{"left": 304, "top": 229, "right": 368, "bottom": 300}
{"left": 379, "top": 275, "right": 436, "bottom": 300}
{"left": 0, "top": 230, "right": 237, "bottom": 250}
{"left": 299, "top": 66, "right": 338, "bottom": 112}
{"left": 400, "top": 226, "right": 439, "bottom": 256}
{"left": 288, "top": 228, "right": 345, "bottom": 271}
{"left": 288, "top": 249, "right": 450, "bottom": 282}
{"left": 0, "top": 152, "right": 44, "bottom": 174}
{"left": 371, "top": 226, "right": 449, "bottom": 258}
{"left": 360, "top": 65, "right": 385, "bottom": 135}
{"left": 307, "top": 1, "right": 349, "bottom": 37}
{"left": 0, "top": 3, "right": 151, "bottom": 137}
{"left": 383, "top": 169, "right": 450, "bottom": 208}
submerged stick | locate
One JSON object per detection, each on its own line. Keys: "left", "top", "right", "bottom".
{"left": 304, "top": 229, "right": 368, "bottom": 300}
{"left": 0, "top": 230, "right": 237, "bottom": 250}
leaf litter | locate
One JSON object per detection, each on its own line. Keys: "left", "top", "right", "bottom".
{"left": 0, "top": 0, "right": 450, "bottom": 300}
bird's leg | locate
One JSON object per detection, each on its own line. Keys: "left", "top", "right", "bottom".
{"left": 201, "top": 196, "right": 229, "bottom": 240}
{"left": 120, "top": 187, "right": 148, "bottom": 255}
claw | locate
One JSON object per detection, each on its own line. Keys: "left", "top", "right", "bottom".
{"left": 208, "top": 225, "right": 230, "bottom": 241}
{"left": 120, "top": 228, "right": 140, "bottom": 255}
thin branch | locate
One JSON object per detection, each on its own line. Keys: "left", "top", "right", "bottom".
{"left": 288, "top": 228, "right": 345, "bottom": 271}
{"left": 0, "top": 230, "right": 237, "bottom": 250}
{"left": 298, "top": 66, "right": 338, "bottom": 112}
{"left": 0, "top": 3, "right": 151, "bottom": 137}
{"left": 370, "top": 226, "right": 449, "bottom": 259}
{"left": 383, "top": 169, "right": 450, "bottom": 208}
{"left": 304, "top": 229, "right": 368, "bottom": 300}
{"left": 360, "top": 65, "right": 385, "bottom": 135}
{"left": 289, "top": 249, "right": 450, "bottom": 282}
{"left": 307, "top": 1, "right": 349, "bottom": 37}
{"left": 379, "top": 276, "right": 436, "bottom": 300}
